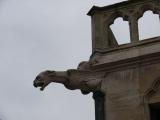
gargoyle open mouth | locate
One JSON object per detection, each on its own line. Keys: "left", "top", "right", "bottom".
{"left": 33, "top": 79, "right": 46, "bottom": 91}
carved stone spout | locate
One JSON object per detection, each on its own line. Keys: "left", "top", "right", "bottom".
{"left": 33, "top": 69, "right": 105, "bottom": 94}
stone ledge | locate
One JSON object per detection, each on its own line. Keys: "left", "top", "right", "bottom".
{"left": 90, "top": 37, "right": 160, "bottom": 72}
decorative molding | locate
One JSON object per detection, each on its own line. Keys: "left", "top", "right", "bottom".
{"left": 104, "top": 11, "right": 129, "bottom": 26}
{"left": 144, "top": 77, "right": 160, "bottom": 99}
{"left": 135, "top": 2, "right": 159, "bottom": 20}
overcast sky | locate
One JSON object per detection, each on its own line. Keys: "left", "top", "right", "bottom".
{"left": 0, "top": 0, "right": 159, "bottom": 120}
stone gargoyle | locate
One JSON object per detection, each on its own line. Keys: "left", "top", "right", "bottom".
{"left": 33, "top": 69, "right": 105, "bottom": 94}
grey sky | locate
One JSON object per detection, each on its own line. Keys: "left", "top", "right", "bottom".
{"left": 0, "top": 0, "right": 159, "bottom": 120}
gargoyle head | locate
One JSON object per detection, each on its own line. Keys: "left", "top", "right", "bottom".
{"left": 33, "top": 70, "right": 55, "bottom": 91}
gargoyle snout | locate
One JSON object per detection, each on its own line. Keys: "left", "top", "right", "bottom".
{"left": 33, "top": 80, "right": 38, "bottom": 87}
{"left": 33, "top": 76, "right": 43, "bottom": 88}
{"left": 33, "top": 70, "right": 55, "bottom": 91}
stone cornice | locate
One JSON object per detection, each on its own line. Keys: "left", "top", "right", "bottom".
{"left": 87, "top": 0, "right": 153, "bottom": 16}
{"left": 92, "top": 37, "right": 160, "bottom": 54}
{"left": 90, "top": 37, "right": 160, "bottom": 72}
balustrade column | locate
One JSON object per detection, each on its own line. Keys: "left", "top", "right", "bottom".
{"left": 129, "top": 17, "right": 139, "bottom": 43}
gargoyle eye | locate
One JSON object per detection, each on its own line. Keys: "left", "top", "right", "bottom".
{"left": 36, "top": 76, "right": 41, "bottom": 80}
{"left": 46, "top": 70, "right": 52, "bottom": 74}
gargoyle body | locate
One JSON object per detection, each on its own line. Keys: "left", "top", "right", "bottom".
{"left": 33, "top": 69, "right": 105, "bottom": 94}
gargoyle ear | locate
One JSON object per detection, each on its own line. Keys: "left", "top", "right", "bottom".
{"left": 45, "top": 70, "right": 55, "bottom": 75}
